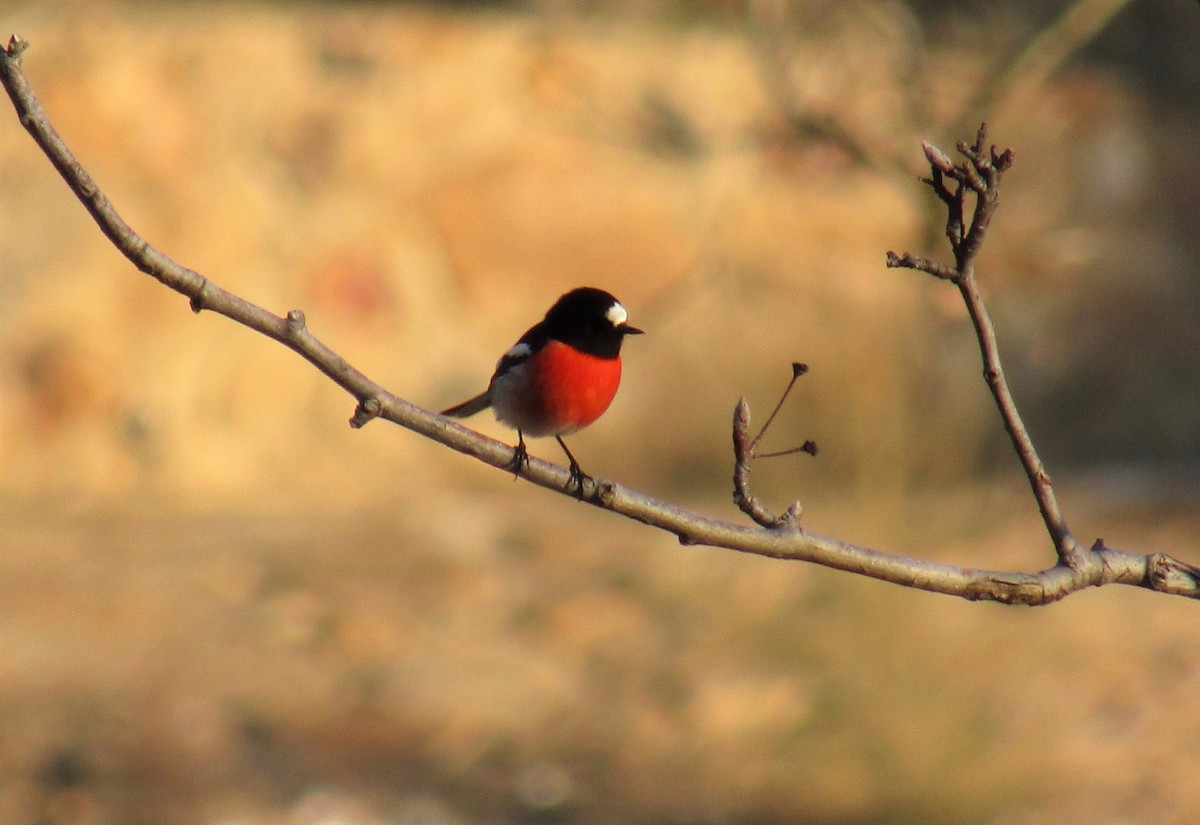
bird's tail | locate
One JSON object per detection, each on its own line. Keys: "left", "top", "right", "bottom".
{"left": 441, "top": 392, "right": 491, "bottom": 418}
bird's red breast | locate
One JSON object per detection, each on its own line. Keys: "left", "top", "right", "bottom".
{"left": 518, "top": 340, "right": 623, "bottom": 436}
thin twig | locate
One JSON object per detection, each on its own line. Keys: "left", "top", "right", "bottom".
{"left": 732, "top": 398, "right": 792, "bottom": 529}
{"left": 750, "top": 362, "right": 809, "bottom": 451}
{"left": 885, "top": 250, "right": 956, "bottom": 281}
{"left": 3, "top": 36, "right": 1196, "bottom": 604}
{"left": 732, "top": 363, "right": 817, "bottom": 529}
{"left": 887, "top": 124, "right": 1083, "bottom": 569}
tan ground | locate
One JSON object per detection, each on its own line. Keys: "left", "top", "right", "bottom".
{"left": 0, "top": 3, "right": 1197, "bottom": 823}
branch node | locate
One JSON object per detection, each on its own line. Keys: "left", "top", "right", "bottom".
{"left": 594, "top": 479, "right": 617, "bottom": 507}
{"left": 777, "top": 500, "right": 804, "bottom": 532}
{"left": 1146, "top": 553, "right": 1200, "bottom": 596}
{"left": 922, "top": 168, "right": 956, "bottom": 210}
{"left": 285, "top": 309, "right": 307, "bottom": 336}
{"left": 350, "top": 397, "right": 381, "bottom": 429}
{"left": 189, "top": 278, "right": 214, "bottom": 314}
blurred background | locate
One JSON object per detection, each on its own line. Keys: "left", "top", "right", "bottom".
{"left": 0, "top": 0, "right": 1198, "bottom": 823}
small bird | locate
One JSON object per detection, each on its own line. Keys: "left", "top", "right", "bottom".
{"left": 441, "top": 287, "right": 643, "bottom": 493}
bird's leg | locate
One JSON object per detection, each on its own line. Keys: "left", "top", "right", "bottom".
{"left": 555, "top": 436, "right": 590, "bottom": 498}
{"left": 508, "top": 431, "right": 530, "bottom": 478}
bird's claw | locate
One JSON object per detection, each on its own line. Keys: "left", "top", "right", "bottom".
{"left": 566, "top": 459, "right": 591, "bottom": 500}
{"left": 508, "top": 440, "right": 530, "bottom": 479}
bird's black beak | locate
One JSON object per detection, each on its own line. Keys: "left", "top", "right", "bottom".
{"left": 621, "top": 324, "right": 644, "bottom": 336}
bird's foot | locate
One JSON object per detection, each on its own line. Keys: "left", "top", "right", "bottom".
{"left": 508, "top": 436, "right": 530, "bottom": 479}
{"left": 565, "top": 458, "right": 591, "bottom": 500}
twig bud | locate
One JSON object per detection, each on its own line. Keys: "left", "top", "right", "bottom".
{"left": 350, "top": 396, "right": 381, "bottom": 429}
{"left": 921, "top": 141, "right": 955, "bottom": 175}
{"left": 5, "top": 35, "right": 29, "bottom": 58}
{"left": 734, "top": 397, "right": 751, "bottom": 432}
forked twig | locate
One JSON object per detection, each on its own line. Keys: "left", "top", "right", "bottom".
{"left": 3, "top": 36, "right": 1196, "bottom": 604}
{"left": 887, "top": 124, "right": 1083, "bottom": 571}
{"left": 732, "top": 364, "right": 817, "bottom": 530}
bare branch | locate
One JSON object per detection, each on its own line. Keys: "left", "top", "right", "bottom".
{"left": 756, "top": 442, "right": 817, "bottom": 460}
{"left": 732, "top": 398, "right": 790, "bottom": 529}
{"left": 731, "top": 364, "right": 816, "bottom": 530}
{"left": 749, "top": 362, "right": 810, "bottom": 452}
{"left": 885, "top": 250, "right": 957, "bottom": 281}
{"left": 889, "top": 124, "right": 1085, "bottom": 570}
{"left": 2, "top": 36, "right": 1195, "bottom": 604}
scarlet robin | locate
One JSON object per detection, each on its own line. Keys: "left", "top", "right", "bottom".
{"left": 441, "top": 287, "right": 643, "bottom": 494}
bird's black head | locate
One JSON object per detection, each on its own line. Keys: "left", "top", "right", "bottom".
{"left": 540, "top": 287, "right": 643, "bottom": 359}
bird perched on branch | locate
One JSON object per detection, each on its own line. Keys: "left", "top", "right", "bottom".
{"left": 441, "top": 287, "right": 643, "bottom": 494}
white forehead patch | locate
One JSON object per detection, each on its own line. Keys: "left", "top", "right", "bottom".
{"left": 605, "top": 302, "right": 628, "bottom": 327}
